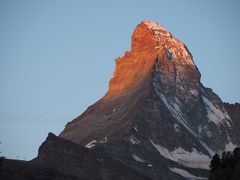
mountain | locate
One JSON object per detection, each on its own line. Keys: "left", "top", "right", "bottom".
{"left": 58, "top": 20, "right": 239, "bottom": 179}
{"left": 1, "top": 20, "right": 239, "bottom": 180}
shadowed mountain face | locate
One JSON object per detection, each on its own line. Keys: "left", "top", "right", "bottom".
{"left": 1, "top": 20, "right": 239, "bottom": 180}
{"left": 224, "top": 103, "right": 240, "bottom": 146}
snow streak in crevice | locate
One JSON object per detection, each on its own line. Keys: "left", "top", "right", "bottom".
{"left": 152, "top": 65, "right": 214, "bottom": 156}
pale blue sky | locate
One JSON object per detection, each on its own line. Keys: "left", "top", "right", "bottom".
{"left": 0, "top": 0, "right": 239, "bottom": 160}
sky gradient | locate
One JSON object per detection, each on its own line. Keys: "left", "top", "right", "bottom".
{"left": 1, "top": 0, "right": 240, "bottom": 160}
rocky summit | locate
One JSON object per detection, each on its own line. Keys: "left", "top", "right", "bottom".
{"left": 1, "top": 20, "right": 239, "bottom": 180}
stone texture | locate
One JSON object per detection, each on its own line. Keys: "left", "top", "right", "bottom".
{"left": 224, "top": 103, "right": 240, "bottom": 145}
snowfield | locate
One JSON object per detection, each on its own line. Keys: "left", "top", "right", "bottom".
{"left": 169, "top": 167, "right": 207, "bottom": 179}
{"left": 150, "top": 139, "right": 211, "bottom": 169}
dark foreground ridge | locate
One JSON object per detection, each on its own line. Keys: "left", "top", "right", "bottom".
{"left": 0, "top": 133, "right": 152, "bottom": 180}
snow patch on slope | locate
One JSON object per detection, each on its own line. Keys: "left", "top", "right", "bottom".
{"left": 132, "top": 154, "right": 145, "bottom": 162}
{"left": 169, "top": 167, "right": 207, "bottom": 180}
{"left": 174, "top": 124, "right": 180, "bottom": 133}
{"left": 99, "top": 137, "right": 108, "bottom": 143}
{"left": 85, "top": 140, "right": 97, "bottom": 148}
{"left": 225, "top": 141, "right": 237, "bottom": 152}
{"left": 129, "top": 135, "right": 140, "bottom": 145}
{"left": 133, "top": 125, "right": 138, "bottom": 132}
{"left": 150, "top": 139, "right": 211, "bottom": 169}
{"left": 202, "top": 96, "right": 231, "bottom": 127}
{"left": 85, "top": 137, "right": 108, "bottom": 148}
{"left": 190, "top": 89, "right": 199, "bottom": 97}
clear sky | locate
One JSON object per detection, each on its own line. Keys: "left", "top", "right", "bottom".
{"left": 0, "top": 0, "right": 239, "bottom": 160}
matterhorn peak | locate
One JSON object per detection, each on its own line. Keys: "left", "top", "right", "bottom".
{"left": 57, "top": 20, "right": 240, "bottom": 180}
{"left": 140, "top": 20, "right": 169, "bottom": 33}
{"left": 105, "top": 20, "right": 199, "bottom": 101}
{"left": 131, "top": 20, "right": 194, "bottom": 64}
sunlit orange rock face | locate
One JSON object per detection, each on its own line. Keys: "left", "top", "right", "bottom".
{"left": 106, "top": 20, "right": 200, "bottom": 110}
